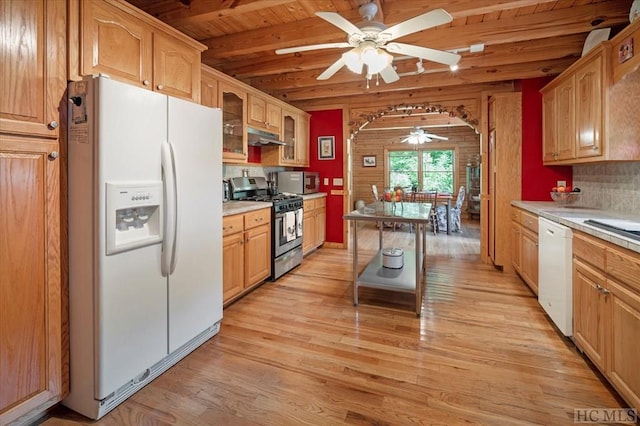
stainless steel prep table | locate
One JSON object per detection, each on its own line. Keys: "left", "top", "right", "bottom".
{"left": 343, "top": 201, "right": 432, "bottom": 316}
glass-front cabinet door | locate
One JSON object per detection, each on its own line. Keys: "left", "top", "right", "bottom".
{"left": 219, "top": 82, "right": 247, "bottom": 163}
{"left": 281, "top": 109, "right": 297, "bottom": 165}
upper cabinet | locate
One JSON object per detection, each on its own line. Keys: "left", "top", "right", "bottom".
{"left": 0, "top": 0, "right": 66, "bottom": 138}
{"left": 612, "top": 19, "right": 640, "bottom": 84}
{"left": 201, "top": 65, "right": 309, "bottom": 166}
{"left": 73, "top": 0, "right": 205, "bottom": 103}
{"left": 219, "top": 81, "right": 248, "bottom": 163}
{"left": 200, "top": 65, "right": 219, "bottom": 108}
{"left": 541, "top": 45, "right": 605, "bottom": 164}
{"left": 541, "top": 19, "right": 640, "bottom": 164}
{"left": 262, "top": 108, "right": 310, "bottom": 167}
{"left": 248, "top": 94, "right": 281, "bottom": 135}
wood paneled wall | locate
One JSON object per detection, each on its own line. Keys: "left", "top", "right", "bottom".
{"left": 351, "top": 126, "right": 480, "bottom": 210}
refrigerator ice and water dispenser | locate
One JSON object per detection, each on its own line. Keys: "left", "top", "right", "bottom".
{"left": 106, "top": 182, "right": 163, "bottom": 255}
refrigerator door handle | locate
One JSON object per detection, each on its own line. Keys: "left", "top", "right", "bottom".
{"left": 161, "top": 140, "right": 178, "bottom": 276}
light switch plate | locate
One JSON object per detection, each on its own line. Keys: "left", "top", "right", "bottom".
{"left": 333, "top": 178, "right": 343, "bottom": 186}
{"left": 557, "top": 180, "right": 566, "bottom": 187}
{"left": 323, "top": 178, "right": 329, "bottom": 185}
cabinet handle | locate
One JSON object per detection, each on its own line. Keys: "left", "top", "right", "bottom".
{"left": 48, "top": 120, "right": 59, "bottom": 130}
{"left": 48, "top": 151, "right": 59, "bottom": 160}
{"left": 143, "top": 80, "right": 150, "bottom": 86}
{"left": 157, "top": 84, "right": 164, "bottom": 90}
{"left": 593, "top": 145, "right": 599, "bottom": 151}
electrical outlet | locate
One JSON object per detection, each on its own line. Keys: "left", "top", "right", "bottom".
{"left": 557, "top": 180, "right": 566, "bottom": 187}
{"left": 323, "top": 178, "right": 329, "bottom": 186}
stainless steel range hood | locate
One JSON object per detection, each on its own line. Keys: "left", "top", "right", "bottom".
{"left": 247, "top": 127, "right": 286, "bottom": 146}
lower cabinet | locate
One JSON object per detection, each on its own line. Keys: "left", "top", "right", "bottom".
{"left": 222, "top": 208, "right": 271, "bottom": 304}
{"left": 511, "top": 207, "right": 538, "bottom": 294}
{"left": 0, "top": 135, "right": 63, "bottom": 425}
{"left": 572, "top": 231, "right": 640, "bottom": 410}
{"left": 302, "top": 196, "right": 326, "bottom": 255}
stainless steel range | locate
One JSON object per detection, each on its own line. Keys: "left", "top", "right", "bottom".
{"left": 229, "top": 176, "right": 304, "bottom": 280}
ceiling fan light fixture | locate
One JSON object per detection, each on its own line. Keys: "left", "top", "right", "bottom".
{"left": 361, "top": 43, "right": 393, "bottom": 74}
{"left": 342, "top": 48, "right": 363, "bottom": 73}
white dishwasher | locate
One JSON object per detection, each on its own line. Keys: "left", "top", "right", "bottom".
{"left": 538, "top": 217, "right": 573, "bottom": 336}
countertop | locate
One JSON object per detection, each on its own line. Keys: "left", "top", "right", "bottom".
{"left": 223, "top": 200, "right": 272, "bottom": 216}
{"left": 344, "top": 201, "right": 433, "bottom": 223}
{"left": 512, "top": 200, "right": 640, "bottom": 254}
{"left": 301, "top": 192, "right": 327, "bottom": 201}
{"left": 223, "top": 193, "right": 327, "bottom": 216}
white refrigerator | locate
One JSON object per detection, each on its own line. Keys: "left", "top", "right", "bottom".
{"left": 64, "top": 75, "right": 223, "bottom": 419}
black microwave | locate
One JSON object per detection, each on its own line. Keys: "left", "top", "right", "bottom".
{"left": 278, "top": 172, "right": 319, "bottom": 194}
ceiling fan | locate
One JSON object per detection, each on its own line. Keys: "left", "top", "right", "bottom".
{"left": 275, "top": 2, "right": 461, "bottom": 84}
{"left": 401, "top": 127, "right": 449, "bottom": 144}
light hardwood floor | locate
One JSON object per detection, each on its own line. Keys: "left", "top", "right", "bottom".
{"left": 42, "top": 219, "right": 625, "bottom": 425}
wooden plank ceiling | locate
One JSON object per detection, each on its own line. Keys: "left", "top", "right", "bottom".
{"left": 126, "top": 0, "right": 632, "bottom": 131}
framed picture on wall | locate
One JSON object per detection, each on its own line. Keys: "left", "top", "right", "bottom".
{"left": 318, "top": 136, "right": 335, "bottom": 160}
{"left": 363, "top": 155, "right": 376, "bottom": 167}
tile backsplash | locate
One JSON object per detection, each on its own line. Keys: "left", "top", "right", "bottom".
{"left": 572, "top": 162, "right": 640, "bottom": 214}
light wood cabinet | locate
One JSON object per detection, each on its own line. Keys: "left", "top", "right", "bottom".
{"left": 219, "top": 81, "right": 248, "bottom": 163}
{"left": 0, "top": 0, "right": 66, "bottom": 139}
{"left": 487, "top": 94, "right": 521, "bottom": 272}
{"left": 262, "top": 109, "right": 311, "bottom": 167}
{"left": 0, "top": 135, "right": 63, "bottom": 425}
{"left": 572, "top": 231, "right": 640, "bottom": 409}
{"left": 511, "top": 207, "right": 538, "bottom": 294}
{"left": 248, "top": 94, "right": 281, "bottom": 134}
{"left": 611, "top": 19, "right": 640, "bottom": 84}
{"left": 302, "top": 197, "right": 326, "bottom": 255}
{"left": 222, "top": 208, "right": 271, "bottom": 304}
{"left": 541, "top": 45, "right": 607, "bottom": 164}
{"left": 76, "top": 0, "right": 204, "bottom": 103}
{"left": 607, "top": 279, "right": 640, "bottom": 410}
{"left": 200, "top": 65, "right": 219, "bottom": 108}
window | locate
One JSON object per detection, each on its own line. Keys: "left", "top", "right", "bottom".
{"left": 388, "top": 149, "right": 455, "bottom": 193}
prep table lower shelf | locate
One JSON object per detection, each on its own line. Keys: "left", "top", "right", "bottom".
{"left": 357, "top": 250, "right": 420, "bottom": 293}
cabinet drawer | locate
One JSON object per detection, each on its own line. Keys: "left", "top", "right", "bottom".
{"left": 573, "top": 232, "right": 606, "bottom": 271}
{"left": 511, "top": 208, "right": 521, "bottom": 223}
{"left": 315, "top": 197, "right": 326, "bottom": 209}
{"left": 606, "top": 246, "right": 640, "bottom": 294}
{"left": 303, "top": 199, "right": 315, "bottom": 211}
{"left": 244, "top": 208, "right": 270, "bottom": 229}
{"left": 521, "top": 211, "right": 538, "bottom": 233}
{"left": 222, "top": 215, "right": 244, "bottom": 236}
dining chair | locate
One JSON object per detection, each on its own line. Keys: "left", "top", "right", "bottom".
{"left": 436, "top": 186, "right": 465, "bottom": 233}
{"left": 424, "top": 190, "right": 439, "bottom": 234}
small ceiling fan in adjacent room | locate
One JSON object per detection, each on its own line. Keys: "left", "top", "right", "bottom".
{"left": 401, "top": 127, "right": 449, "bottom": 144}
{"left": 275, "top": 2, "right": 460, "bottom": 85}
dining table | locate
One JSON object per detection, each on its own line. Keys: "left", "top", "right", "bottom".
{"left": 404, "top": 191, "right": 453, "bottom": 234}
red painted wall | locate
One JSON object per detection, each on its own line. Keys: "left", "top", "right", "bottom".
{"left": 521, "top": 78, "right": 572, "bottom": 200}
{"left": 308, "top": 109, "right": 344, "bottom": 244}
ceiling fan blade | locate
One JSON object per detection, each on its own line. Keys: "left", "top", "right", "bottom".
{"left": 382, "top": 8, "right": 453, "bottom": 41}
{"left": 379, "top": 65, "right": 399, "bottom": 83}
{"left": 276, "top": 42, "right": 351, "bottom": 55}
{"left": 400, "top": 137, "right": 410, "bottom": 143}
{"left": 385, "top": 43, "right": 460, "bottom": 66}
{"left": 425, "top": 134, "right": 449, "bottom": 141}
{"left": 317, "top": 57, "right": 346, "bottom": 80}
{"left": 315, "top": 11, "right": 364, "bottom": 36}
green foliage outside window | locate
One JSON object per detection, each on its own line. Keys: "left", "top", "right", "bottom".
{"left": 389, "top": 149, "right": 454, "bottom": 193}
